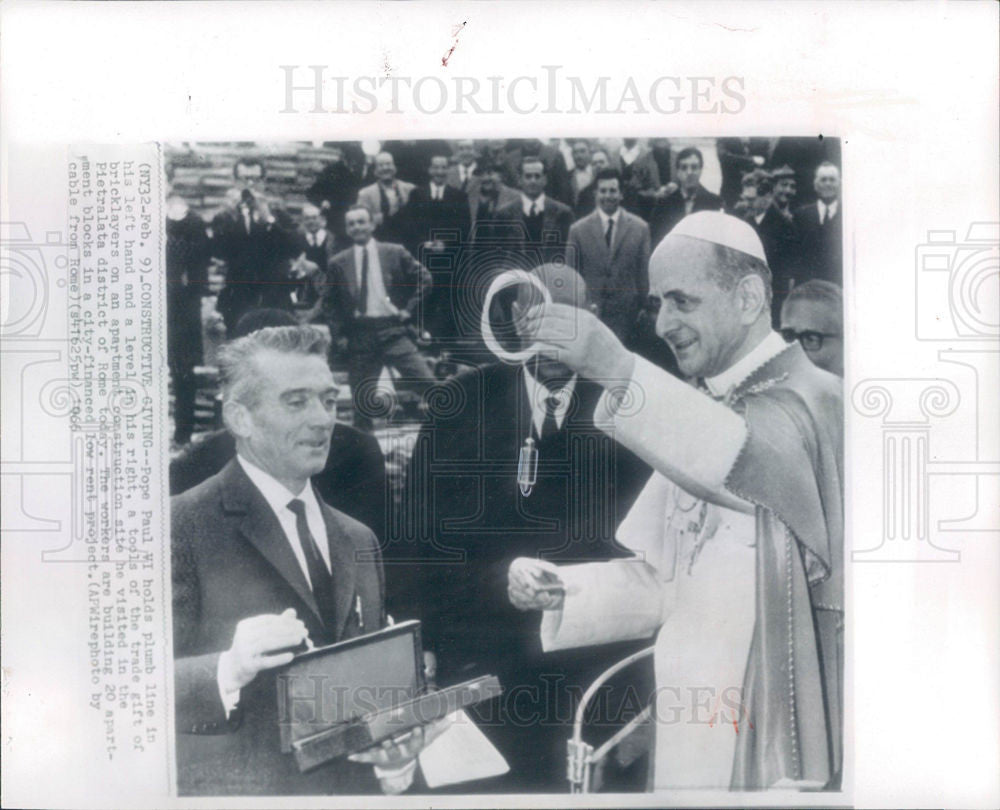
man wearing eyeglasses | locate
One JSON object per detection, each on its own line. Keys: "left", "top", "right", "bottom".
{"left": 780, "top": 279, "right": 843, "bottom": 377}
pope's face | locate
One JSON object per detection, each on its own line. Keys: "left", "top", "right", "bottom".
{"left": 235, "top": 350, "right": 338, "bottom": 491}
{"left": 651, "top": 236, "right": 750, "bottom": 378}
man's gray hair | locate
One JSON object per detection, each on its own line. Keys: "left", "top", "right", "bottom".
{"left": 708, "top": 243, "right": 774, "bottom": 308}
{"left": 218, "top": 325, "right": 331, "bottom": 408}
{"left": 782, "top": 279, "right": 843, "bottom": 324}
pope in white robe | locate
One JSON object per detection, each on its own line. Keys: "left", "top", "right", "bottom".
{"left": 507, "top": 212, "right": 843, "bottom": 792}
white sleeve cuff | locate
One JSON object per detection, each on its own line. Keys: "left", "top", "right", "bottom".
{"left": 540, "top": 561, "right": 663, "bottom": 652}
{"left": 374, "top": 758, "right": 418, "bottom": 794}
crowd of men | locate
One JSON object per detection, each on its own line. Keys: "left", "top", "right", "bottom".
{"left": 167, "top": 137, "right": 845, "bottom": 797}
{"left": 166, "top": 137, "right": 843, "bottom": 444}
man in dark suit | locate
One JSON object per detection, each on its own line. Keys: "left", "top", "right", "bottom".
{"left": 210, "top": 158, "right": 300, "bottom": 333}
{"left": 568, "top": 168, "right": 651, "bottom": 347}
{"left": 166, "top": 194, "right": 211, "bottom": 447}
{"left": 306, "top": 146, "right": 362, "bottom": 245}
{"left": 404, "top": 154, "right": 471, "bottom": 341}
{"left": 172, "top": 325, "right": 437, "bottom": 795}
{"left": 395, "top": 264, "right": 652, "bottom": 791}
{"left": 493, "top": 156, "right": 574, "bottom": 266}
{"left": 626, "top": 138, "right": 673, "bottom": 220}
{"left": 647, "top": 147, "right": 723, "bottom": 247}
{"left": 571, "top": 148, "right": 611, "bottom": 218}
{"left": 286, "top": 204, "right": 337, "bottom": 318}
{"left": 320, "top": 205, "right": 436, "bottom": 430}
{"left": 793, "top": 161, "right": 843, "bottom": 285}
{"left": 446, "top": 139, "right": 480, "bottom": 194}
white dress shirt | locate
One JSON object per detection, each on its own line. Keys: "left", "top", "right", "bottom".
{"left": 817, "top": 199, "right": 839, "bottom": 224}
{"left": 596, "top": 207, "right": 621, "bottom": 245}
{"left": 458, "top": 162, "right": 476, "bottom": 185}
{"left": 353, "top": 240, "right": 398, "bottom": 317}
{"left": 237, "top": 455, "right": 331, "bottom": 582}
{"left": 217, "top": 456, "right": 330, "bottom": 715}
{"left": 619, "top": 142, "right": 642, "bottom": 167}
{"left": 305, "top": 228, "right": 327, "bottom": 248}
{"left": 429, "top": 182, "right": 447, "bottom": 201}
{"left": 522, "top": 367, "right": 578, "bottom": 437}
{"left": 521, "top": 193, "right": 546, "bottom": 217}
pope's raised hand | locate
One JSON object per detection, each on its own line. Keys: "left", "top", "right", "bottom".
{"left": 516, "top": 302, "right": 635, "bottom": 384}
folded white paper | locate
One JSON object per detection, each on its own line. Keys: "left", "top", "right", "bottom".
{"left": 418, "top": 710, "right": 509, "bottom": 788}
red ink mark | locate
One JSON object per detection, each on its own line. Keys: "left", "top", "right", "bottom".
{"left": 441, "top": 21, "right": 467, "bottom": 67}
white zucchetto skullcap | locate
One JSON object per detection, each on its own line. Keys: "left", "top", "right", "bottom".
{"left": 666, "top": 210, "right": 768, "bottom": 264}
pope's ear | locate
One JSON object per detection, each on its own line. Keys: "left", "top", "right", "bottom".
{"left": 222, "top": 399, "right": 253, "bottom": 439}
{"left": 736, "top": 274, "right": 768, "bottom": 324}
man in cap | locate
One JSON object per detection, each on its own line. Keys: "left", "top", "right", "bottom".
{"left": 395, "top": 263, "right": 652, "bottom": 791}
{"left": 507, "top": 211, "right": 843, "bottom": 792}
{"left": 771, "top": 164, "right": 798, "bottom": 220}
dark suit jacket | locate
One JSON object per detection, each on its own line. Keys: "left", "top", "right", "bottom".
{"left": 568, "top": 210, "right": 651, "bottom": 343}
{"left": 626, "top": 148, "right": 672, "bottom": 218}
{"left": 751, "top": 204, "right": 802, "bottom": 297}
{"left": 319, "top": 240, "right": 432, "bottom": 340}
{"left": 210, "top": 204, "right": 300, "bottom": 324}
{"left": 647, "top": 184, "right": 723, "bottom": 246}
{"left": 171, "top": 459, "right": 386, "bottom": 795}
{"left": 492, "top": 196, "right": 574, "bottom": 266}
{"left": 396, "top": 363, "right": 652, "bottom": 682}
{"left": 403, "top": 183, "right": 471, "bottom": 255}
{"left": 169, "top": 424, "right": 387, "bottom": 545}
{"left": 793, "top": 200, "right": 843, "bottom": 284}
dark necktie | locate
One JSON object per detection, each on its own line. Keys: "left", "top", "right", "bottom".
{"left": 529, "top": 202, "right": 537, "bottom": 218}
{"left": 287, "top": 498, "right": 337, "bottom": 633}
{"left": 605, "top": 217, "right": 614, "bottom": 248}
{"left": 358, "top": 247, "right": 369, "bottom": 316}
{"left": 539, "top": 394, "right": 560, "bottom": 440}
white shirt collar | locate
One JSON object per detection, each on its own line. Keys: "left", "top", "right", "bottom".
{"left": 818, "top": 199, "right": 839, "bottom": 219}
{"left": 523, "top": 367, "right": 578, "bottom": 435}
{"left": 522, "top": 193, "right": 545, "bottom": 215}
{"left": 620, "top": 143, "right": 641, "bottom": 164}
{"left": 705, "top": 330, "right": 788, "bottom": 398}
{"left": 460, "top": 161, "right": 476, "bottom": 177}
{"left": 430, "top": 181, "right": 446, "bottom": 198}
{"left": 237, "top": 453, "right": 314, "bottom": 511}
{"left": 596, "top": 207, "right": 620, "bottom": 230}
{"left": 236, "top": 454, "right": 331, "bottom": 578}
